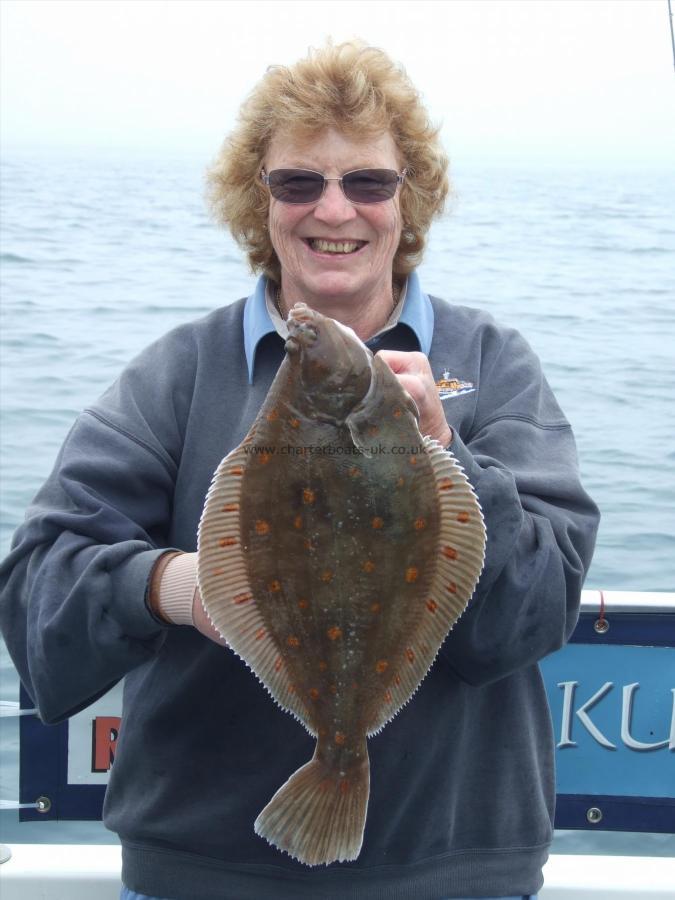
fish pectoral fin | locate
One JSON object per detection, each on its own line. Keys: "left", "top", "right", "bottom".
{"left": 346, "top": 355, "right": 417, "bottom": 455}
{"left": 255, "top": 741, "right": 370, "bottom": 866}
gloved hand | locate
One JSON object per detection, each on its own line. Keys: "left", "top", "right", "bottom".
{"left": 148, "top": 551, "right": 227, "bottom": 646}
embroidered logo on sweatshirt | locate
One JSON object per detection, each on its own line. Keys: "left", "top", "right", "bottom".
{"left": 436, "top": 370, "right": 475, "bottom": 400}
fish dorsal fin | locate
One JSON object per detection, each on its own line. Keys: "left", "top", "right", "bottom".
{"left": 346, "top": 355, "right": 419, "bottom": 457}
{"left": 197, "top": 443, "right": 315, "bottom": 733}
{"left": 365, "top": 436, "right": 486, "bottom": 736}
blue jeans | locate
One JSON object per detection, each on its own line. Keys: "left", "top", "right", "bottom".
{"left": 122, "top": 890, "right": 537, "bottom": 900}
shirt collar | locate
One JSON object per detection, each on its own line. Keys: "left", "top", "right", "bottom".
{"left": 243, "top": 271, "right": 434, "bottom": 383}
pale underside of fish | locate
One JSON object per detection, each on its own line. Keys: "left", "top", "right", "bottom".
{"left": 197, "top": 302, "right": 486, "bottom": 866}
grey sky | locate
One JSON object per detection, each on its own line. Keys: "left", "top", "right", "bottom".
{"left": 1, "top": 0, "right": 674, "bottom": 166}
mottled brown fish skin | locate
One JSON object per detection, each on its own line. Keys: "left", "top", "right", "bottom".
{"left": 241, "top": 378, "right": 440, "bottom": 755}
{"left": 198, "top": 302, "right": 486, "bottom": 866}
{"left": 243, "top": 306, "right": 440, "bottom": 859}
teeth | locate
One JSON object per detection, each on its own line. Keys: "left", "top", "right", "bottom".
{"left": 310, "top": 239, "right": 361, "bottom": 254}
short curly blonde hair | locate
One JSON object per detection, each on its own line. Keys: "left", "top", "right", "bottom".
{"left": 206, "top": 40, "right": 449, "bottom": 284}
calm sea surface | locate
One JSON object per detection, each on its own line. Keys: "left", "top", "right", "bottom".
{"left": 1, "top": 151, "right": 673, "bottom": 851}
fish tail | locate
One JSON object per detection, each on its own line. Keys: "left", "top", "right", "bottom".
{"left": 254, "top": 745, "right": 370, "bottom": 866}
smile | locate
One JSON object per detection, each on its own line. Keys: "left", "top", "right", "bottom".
{"left": 305, "top": 238, "right": 367, "bottom": 255}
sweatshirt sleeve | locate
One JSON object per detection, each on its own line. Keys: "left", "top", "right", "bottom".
{"left": 439, "top": 324, "right": 600, "bottom": 686}
{"left": 0, "top": 330, "right": 195, "bottom": 725}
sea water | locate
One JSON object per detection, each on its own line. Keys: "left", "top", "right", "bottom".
{"left": 1, "top": 150, "right": 673, "bottom": 851}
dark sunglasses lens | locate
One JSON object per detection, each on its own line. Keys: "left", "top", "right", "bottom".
{"left": 267, "top": 169, "right": 324, "bottom": 203}
{"left": 342, "top": 169, "right": 399, "bottom": 203}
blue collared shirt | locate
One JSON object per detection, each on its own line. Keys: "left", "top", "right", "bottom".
{"left": 243, "top": 270, "right": 435, "bottom": 383}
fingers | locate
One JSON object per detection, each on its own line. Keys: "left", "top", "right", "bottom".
{"left": 376, "top": 349, "right": 452, "bottom": 447}
{"left": 376, "top": 349, "right": 430, "bottom": 377}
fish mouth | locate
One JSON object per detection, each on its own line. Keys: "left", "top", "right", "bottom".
{"left": 287, "top": 303, "right": 319, "bottom": 346}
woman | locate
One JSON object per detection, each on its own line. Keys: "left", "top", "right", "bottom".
{"left": 0, "top": 41, "right": 599, "bottom": 900}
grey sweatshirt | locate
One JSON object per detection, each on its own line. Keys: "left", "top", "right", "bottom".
{"left": 0, "top": 291, "right": 599, "bottom": 899}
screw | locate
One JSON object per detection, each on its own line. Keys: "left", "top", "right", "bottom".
{"left": 594, "top": 618, "right": 609, "bottom": 634}
{"left": 586, "top": 806, "right": 603, "bottom": 824}
{"left": 35, "top": 796, "right": 51, "bottom": 814}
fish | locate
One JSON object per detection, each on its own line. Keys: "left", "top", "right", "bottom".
{"left": 197, "top": 302, "right": 486, "bottom": 866}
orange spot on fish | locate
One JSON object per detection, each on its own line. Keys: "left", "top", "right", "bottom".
{"left": 318, "top": 660, "right": 328, "bottom": 671}
{"left": 384, "top": 690, "right": 393, "bottom": 704}
{"left": 303, "top": 537, "right": 314, "bottom": 551}
{"left": 392, "top": 407, "right": 402, "bottom": 418}
{"left": 394, "top": 674, "right": 401, "bottom": 685}
{"left": 274, "top": 657, "right": 282, "bottom": 672}
{"left": 320, "top": 569, "right": 334, "bottom": 583}
{"left": 371, "top": 517, "right": 384, "bottom": 530}
{"left": 287, "top": 635, "right": 300, "bottom": 648}
{"left": 396, "top": 476, "right": 405, "bottom": 488}
{"left": 368, "top": 425, "right": 379, "bottom": 436}
{"left": 327, "top": 626, "right": 342, "bottom": 641}
{"left": 375, "top": 660, "right": 389, "bottom": 674}
{"left": 229, "top": 466, "right": 244, "bottom": 476}
{"left": 255, "top": 519, "right": 270, "bottom": 535}
{"left": 258, "top": 452, "right": 273, "bottom": 465}
{"left": 426, "top": 599, "right": 438, "bottom": 613}
{"left": 334, "top": 731, "right": 346, "bottom": 745}
{"left": 297, "top": 598, "right": 309, "bottom": 610}
{"left": 340, "top": 780, "right": 350, "bottom": 795}
{"left": 268, "top": 579, "right": 282, "bottom": 592}
{"left": 349, "top": 466, "right": 361, "bottom": 478}
{"left": 233, "top": 592, "right": 252, "bottom": 605}
{"left": 309, "top": 688, "right": 320, "bottom": 701}
{"left": 443, "top": 546, "right": 458, "bottom": 560}
{"left": 266, "top": 409, "right": 279, "bottom": 421}
{"left": 406, "top": 648, "right": 415, "bottom": 664}
{"left": 330, "top": 684, "right": 338, "bottom": 694}
{"left": 457, "top": 510, "right": 470, "bottom": 523}
{"left": 439, "top": 478, "right": 454, "bottom": 490}
{"left": 289, "top": 417, "right": 300, "bottom": 428}
{"left": 303, "top": 488, "right": 316, "bottom": 504}
{"left": 255, "top": 628, "right": 266, "bottom": 641}
{"left": 218, "top": 537, "right": 237, "bottom": 547}
{"left": 319, "top": 727, "right": 328, "bottom": 737}
{"left": 222, "top": 503, "right": 239, "bottom": 512}
{"left": 371, "top": 602, "right": 382, "bottom": 614}
{"left": 447, "top": 581, "right": 457, "bottom": 594}
{"left": 405, "top": 566, "right": 419, "bottom": 583}
{"left": 413, "top": 517, "right": 426, "bottom": 530}
{"left": 362, "top": 559, "right": 376, "bottom": 573}
{"left": 288, "top": 684, "right": 296, "bottom": 694}
{"left": 408, "top": 456, "right": 417, "bottom": 466}
{"left": 212, "top": 567, "right": 225, "bottom": 576}
{"left": 293, "top": 514, "right": 303, "bottom": 530}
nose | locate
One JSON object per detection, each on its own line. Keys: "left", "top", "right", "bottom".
{"left": 312, "top": 180, "right": 357, "bottom": 226}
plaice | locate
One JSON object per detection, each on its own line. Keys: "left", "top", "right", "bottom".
{"left": 197, "top": 302, "right": 486, "bottom": 866}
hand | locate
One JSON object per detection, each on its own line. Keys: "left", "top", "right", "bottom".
{"left": 150, "top": 551, "right": 228, "bottom": 647}
{"left": 376, "top": 350, "right": 453, "bottom": 447}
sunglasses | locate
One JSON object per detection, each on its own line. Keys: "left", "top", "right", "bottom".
{"left": 261, "top": 167, "right": 407, "bottom": 205}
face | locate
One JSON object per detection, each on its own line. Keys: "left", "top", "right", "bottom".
{"left": 264, "top": 128, "right": 403, "bottom": 311}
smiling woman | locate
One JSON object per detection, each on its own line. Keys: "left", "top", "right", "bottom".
{"left": 264, "top": 129, "right": 405, "bottom": 332}
{"left": 0, "top": 37, "right": 599, "bottom": 900}
{"left": 206, "top": 41, "right": 449, "bottom": 287}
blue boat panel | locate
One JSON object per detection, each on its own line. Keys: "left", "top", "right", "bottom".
{"left": 20, "top": 615, "right": 675, "bottom": 831}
